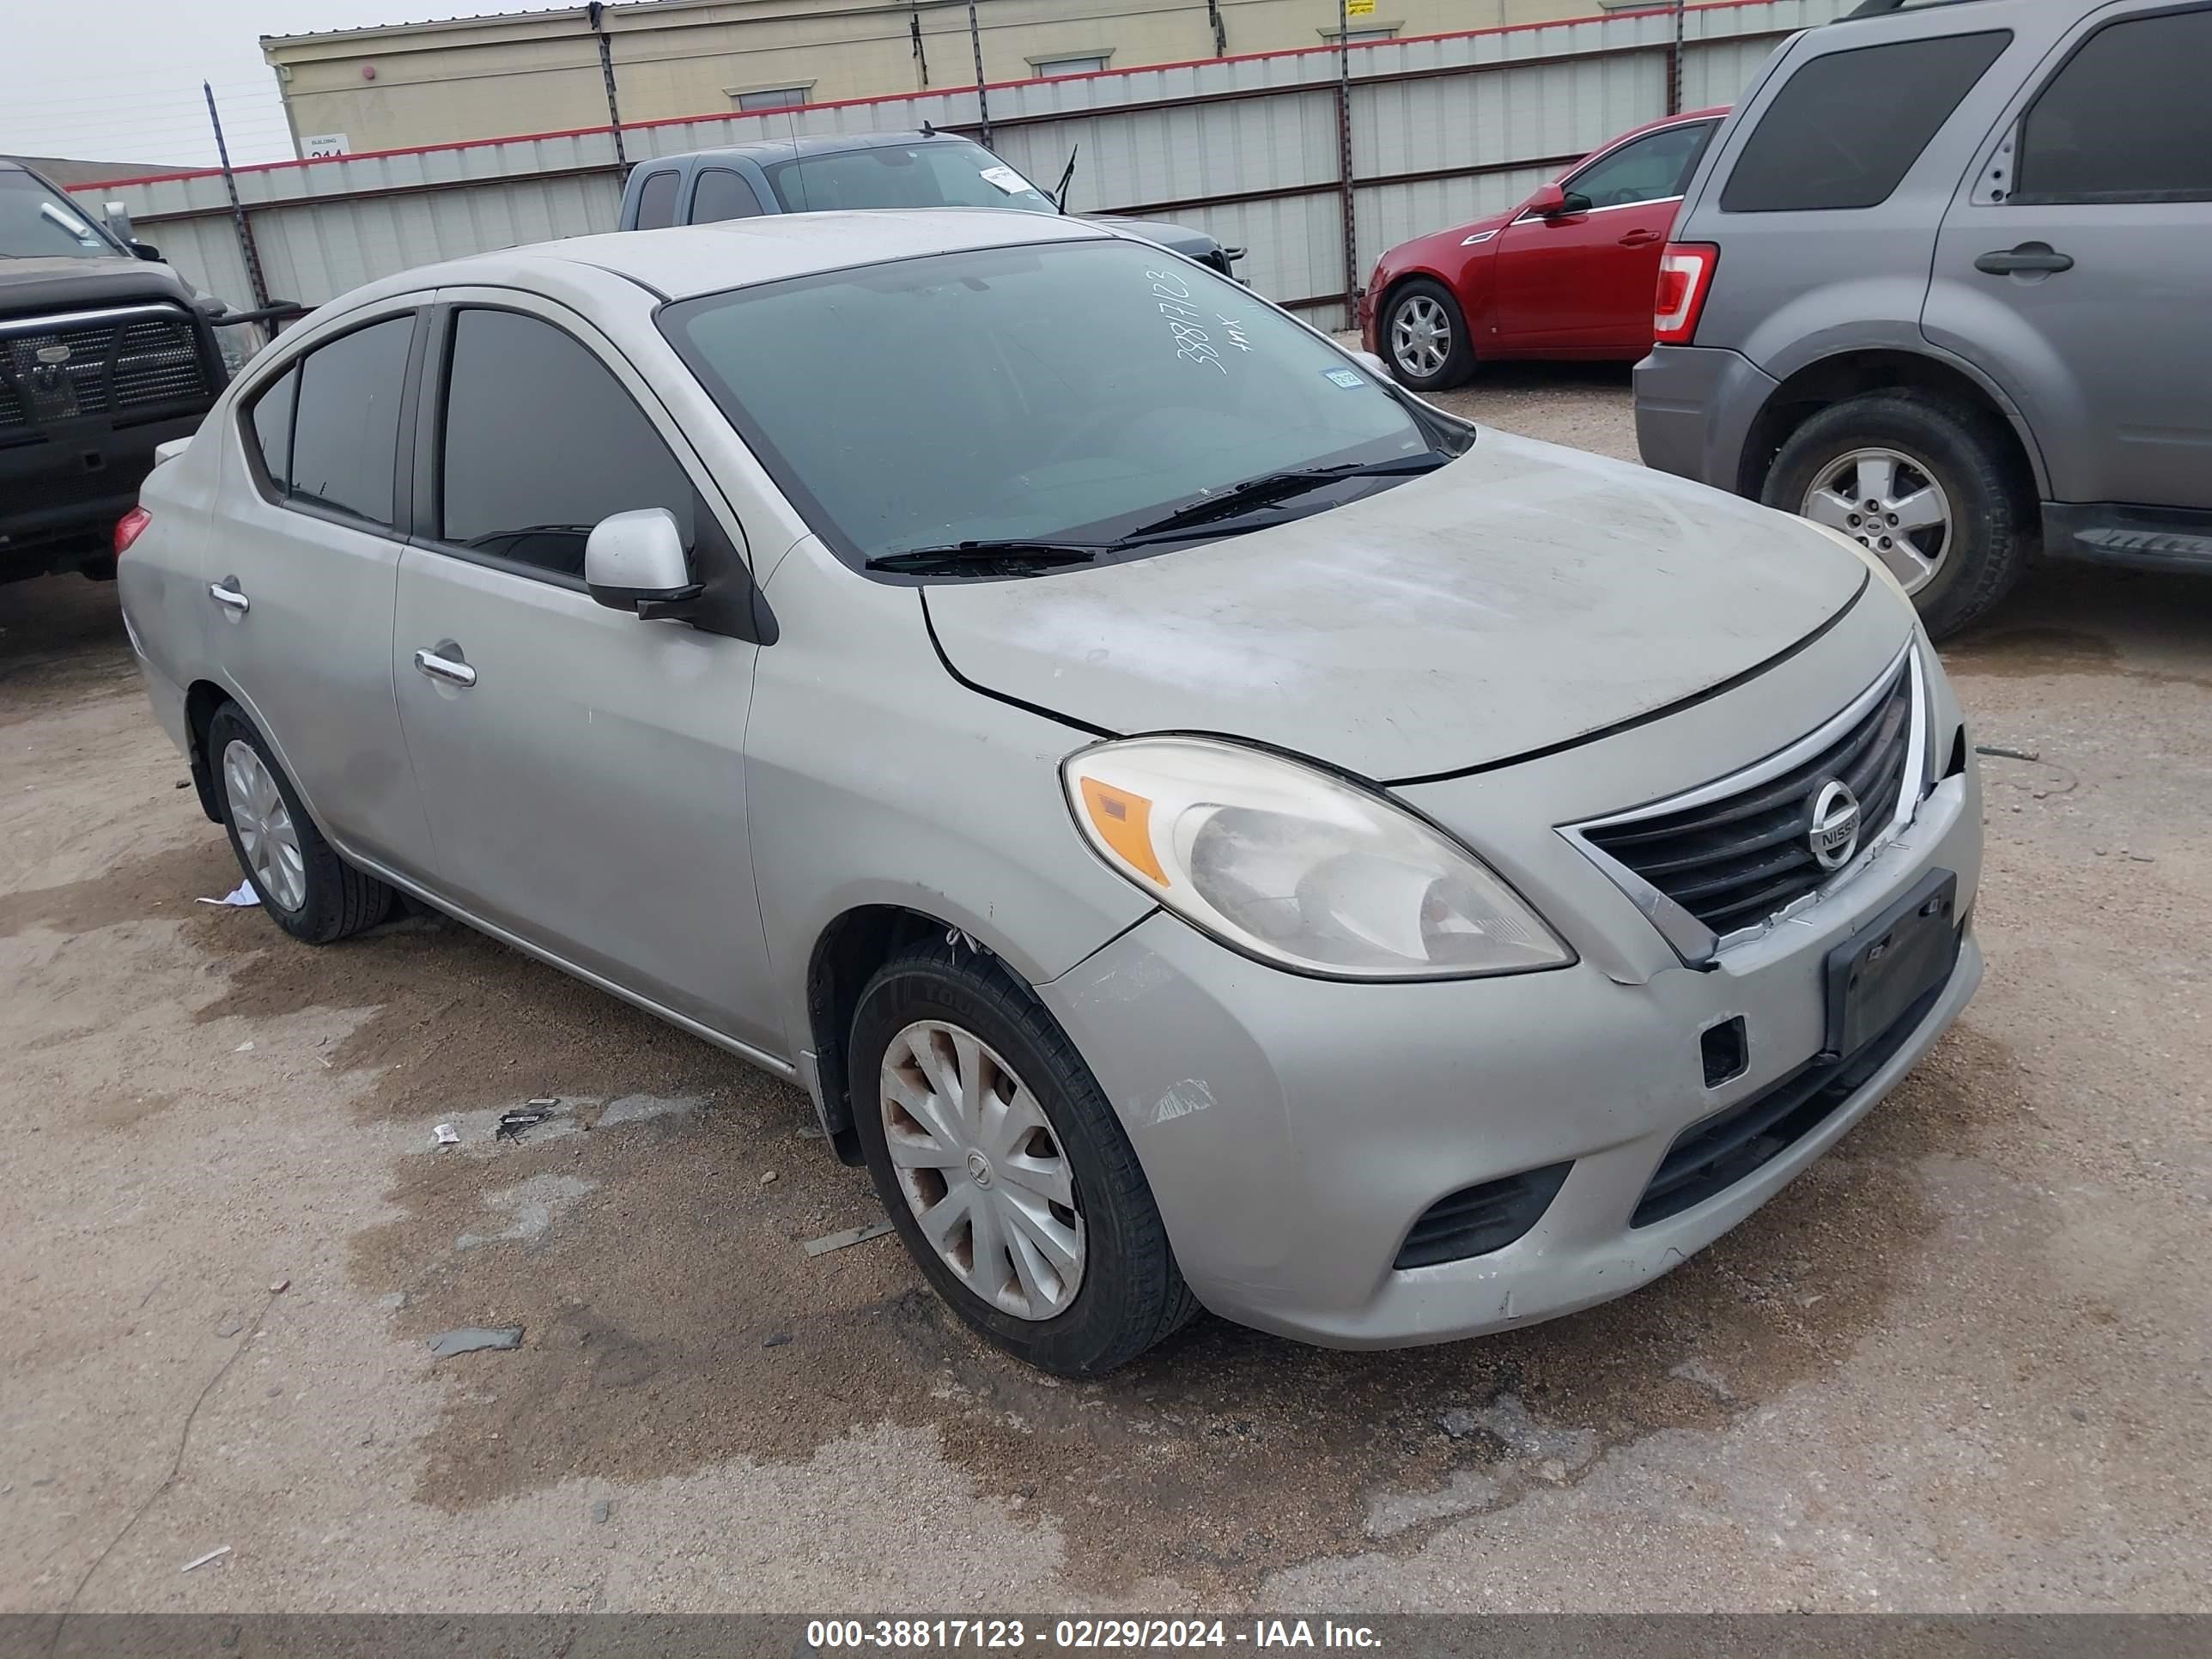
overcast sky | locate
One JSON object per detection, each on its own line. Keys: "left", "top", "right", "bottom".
{"left": 0, "top": 0, "right": 467, "bottom": 172}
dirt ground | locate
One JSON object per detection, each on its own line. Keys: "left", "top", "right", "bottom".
{"left": 3, "top": 369, "right": 2208, "bottom": 1614}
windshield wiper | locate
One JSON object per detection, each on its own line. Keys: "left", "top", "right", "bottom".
{"left": 866, "top": 539, "right": 1102, "bottom": 574}
{"left": 1127, "top": 453, "right": 1453, "bottom": 540}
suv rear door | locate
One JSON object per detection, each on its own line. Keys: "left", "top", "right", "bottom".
{"left": 1923, "top": 1, "right": 2212, "bottom": 510}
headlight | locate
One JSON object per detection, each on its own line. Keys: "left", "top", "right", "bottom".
{"left": 1063, "top": 737, "right": 1571, "bottom": 981}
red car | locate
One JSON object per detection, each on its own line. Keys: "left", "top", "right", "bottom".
{"left": 1360, "top": 107, "right": 1727, "bottom": 392}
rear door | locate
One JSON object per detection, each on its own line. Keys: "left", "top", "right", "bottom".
{"left": 1923, "top": 1, "right": 2212, "bottom": 508}
{"left": 206, "top": 307, "right": 434, "bottom": 877}
{"left": 1490, "top": 121, "right": 1715, "bottom": 351}
{"left": 390, "top": 293, "right": 777, "bottom": 1052}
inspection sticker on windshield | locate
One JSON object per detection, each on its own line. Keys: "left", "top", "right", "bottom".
{"left": 1322, "top": 368, "right": 1366, "bottom": 388}
{"left": 979, "top": 165, "right": 1028, "bottom": 194}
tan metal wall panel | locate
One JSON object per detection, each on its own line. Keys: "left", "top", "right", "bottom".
{"left": 76, "top": 1, "right": 1846, "bottom": 316}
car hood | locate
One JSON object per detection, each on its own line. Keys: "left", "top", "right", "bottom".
{"left": 923, "top": 429, "right": 1871, "bottom": 782}
{"left": 0, "top": 254, "right": 199, "bottom": 320}
{"left": 1083, "top": 216, "right": 1220, "bottom": 258}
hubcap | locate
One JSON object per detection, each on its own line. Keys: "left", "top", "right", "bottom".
{"left": 1800, "top": 447, "right": 1953, "bottom": 595}
{"left": 879, "top": 1019, "right": 1085, "bottom": 1322}
{"left": 1389, "top": 295, "right": 1452, "bottom": 379}
{"left": 221, "top": 738, "right": 307, "bottom": 914}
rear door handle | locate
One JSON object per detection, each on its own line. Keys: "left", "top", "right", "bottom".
{"left": 1618, "top": 228, "right": 1662, "bottom": 248}
{"left": 208, "top": 578, "right": 249, "bottom": 614}
{"left": 1975, "top": 242, "right": 2074, "bottom": 276}
{"left": 413, "top": 647, "right": 477, "bottom": 689}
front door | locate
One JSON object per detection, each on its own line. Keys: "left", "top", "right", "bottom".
{"left": 1924, "top": 2, "right": 2212, "bottom": 509}
{"left": 391, "top": 298, "right": 777, "bottom": 1054}
{"left": 1491, "top": 119, "right": 1716, "bottom": 352}
{"left": 206, "top": 307, "right": 434, "bottom": 877}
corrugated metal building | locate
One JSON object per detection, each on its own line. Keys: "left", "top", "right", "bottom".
{"left": 90, "top": 0, "right": 1845, "bottom": 331}
{"left": 264, "top": 0, "right": 1676, "bottom": 155}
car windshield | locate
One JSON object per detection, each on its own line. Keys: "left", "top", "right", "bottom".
{"left": 762, "top": 139, "right": 1060, "bottom": 216}
{"left": 661, "top": 238, "right": 1445, "bottom": 571}
{"left": 0, "top": 172, "right": 126, "bottom": 259}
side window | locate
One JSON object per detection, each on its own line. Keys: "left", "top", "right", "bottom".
{"left": 1562, "top": 123, "right": 1714, "bottom": 210}
{"left": 286, "top": 314, "right": 414, "bottom": 527}
{"left": 692, "top": 167, "right": 764, "bottom": 223}
{"left": 2014, "top": 9, "right": 2212, "bottom": 204}
{"left": 634, "top": 168, "right": 681, "bottom": 229}
{"left": 246, "top": 364, "right": 297, "bottom": 494}
{"left": 438, "top": 307, "right": 696, "bottom": 580}
{"left": 1720, "top": 31, "right": 2011, "bottom": 212}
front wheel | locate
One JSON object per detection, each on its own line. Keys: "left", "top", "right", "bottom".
{"left": 848, "top": 941, "right": 1197, "bottom": 1376}
{"left": 1765, "top": 391, "right": 2027, "bottom": 640}
{"left": 1381, "top": 278, "right": 1475, "bottom": 393}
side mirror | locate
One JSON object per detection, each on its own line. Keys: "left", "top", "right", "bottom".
{"left": 131, "top": 241, "right": 164, "bottom": 262}
{"left": 1525, "top": 183, "right": 1567, "bottom": 218}
{"left": 586, "top": 507, "right": 702, "bottom": 619}
{"left": 1350, "top": 349, "right": 1389, "bottom": 380}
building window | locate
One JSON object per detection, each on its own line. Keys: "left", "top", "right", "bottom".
{"left": 1030, "top": 53, "right": 1109, "bottom": 76}
{"left": 1321, "top": 27, "right": 1399, "bottom": 44}
{"left": 733, "top": 85, "right": 810, "bottom": 112}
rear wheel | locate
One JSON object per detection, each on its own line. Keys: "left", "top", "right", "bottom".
{"left": 848, "top": 940, "right": 1197, "bottom": 1376}
{"left": 1382, "top": 278, "right": 1475, "bottom": 393}
{"left": 1765, "top": 391, "right": 2027, "bottom": 639}
{"left": 207, "top": 703, "right": 393, "bottom": 945}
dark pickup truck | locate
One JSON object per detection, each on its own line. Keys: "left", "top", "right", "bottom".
{"left": 2, "top": 160, "right": 234, "bottom": 582}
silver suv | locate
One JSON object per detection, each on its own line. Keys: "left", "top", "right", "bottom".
{"left": 1635, "top": 0, "right": 2212, "bottom": 638}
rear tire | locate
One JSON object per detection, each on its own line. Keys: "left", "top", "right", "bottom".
{"left": 1765, "top": 390, "right": 2027, "bottom": 640}
{"left": 1381, "top": 278, "right": 1476, "bottom": 393}
{"left": 848, "top": 939, "right": 1197, "bottom": 1376}
{"left": 207, "top": 702, "right": 394, "bottom": 945}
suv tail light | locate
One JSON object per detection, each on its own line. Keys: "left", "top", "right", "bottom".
{"left": 1653, "top": 243, "right": 1718, "bottom": 345}
{"left": 114, "top": 506, "right": 152, "bottom": 556}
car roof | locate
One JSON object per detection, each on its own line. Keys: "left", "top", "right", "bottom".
{"left": 641, "top": 130, "right": 960, "bottom": 170}
{"left": 340, "top": 208, "right": 1112, "bottom": 308}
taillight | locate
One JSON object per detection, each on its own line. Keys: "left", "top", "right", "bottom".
{"left": 1653, "top": 242, "right": 1718, "bottom": 346}
{"left": 114, "top": 506, "right": 152, "bottom": 556}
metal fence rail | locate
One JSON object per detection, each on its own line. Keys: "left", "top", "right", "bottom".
{"left": 72, "top": 0, "right": 1845, "bottom": 331}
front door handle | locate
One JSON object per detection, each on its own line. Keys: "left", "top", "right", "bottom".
{"left": 1618, "top": 228, "right": 1662, "bottom": 248}
{"left": 413, "top": 647, "right": 477, "bottom": 689}
{"left": 1974, "top": 242, "right": 2074, "bottom": 276}
{"left": 208, "top": 578, "right": 249, "bottom": 614}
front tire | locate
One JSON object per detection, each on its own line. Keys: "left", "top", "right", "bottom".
{"left": 207, "top": 702, "right": 393, "bottom": 945}
{"left": 1381, "top": 278, "right": 1476, "bottom": 393}
{"left": 1764, "top": 390, "right": 2027, "bottom": 640}
{"left": 849, "top": 941, "right": 1196, "bottom": 1376}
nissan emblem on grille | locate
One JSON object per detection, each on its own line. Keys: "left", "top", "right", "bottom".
{"left": 1808, "top": 780, "right": 1863, "bottom": 872}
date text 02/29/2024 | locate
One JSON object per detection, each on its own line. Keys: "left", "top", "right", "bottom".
{"left": 803, "top": 1621, "right": 1384, "bottom": 1651}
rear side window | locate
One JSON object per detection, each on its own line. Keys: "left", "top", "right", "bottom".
{"left": 692, "top": 167, "right": 764, "bottom": 222}
{"left": 284, "top": 315, "right": 413, "bottom": 527}
{"left": 1721, "top": 32, "right": 2010, "bottom": 212}
{"left": 2014, "top": 9, "right": 2212, "bottom": 204}
{"left": 437, "top": 307, "right": 695, "bottom": 580}
{"left": 246, "top": 365, "right": 297, "bottom": 493}
{"left": 634, "top": 168, "right": 680, "bottom": 229}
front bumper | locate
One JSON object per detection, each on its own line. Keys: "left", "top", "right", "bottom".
{"left": 0, "top": 410, "right": 204, "bottom": 574}
{"left": 1039, "top": 644, "right": 1982, "bottom": 1348}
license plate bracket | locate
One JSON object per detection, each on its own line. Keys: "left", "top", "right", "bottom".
{"left": 1822, "top": 869, "right": 1960, "bottom": 1060}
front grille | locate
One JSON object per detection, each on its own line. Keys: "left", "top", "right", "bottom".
{"left": 0, "top": 307, "right": 210, "bottom": 434}
{"left": 1395, "top": 1162, "right": 1571, "bottom": 1270}
{"left": 1583, "top": 662, "right": 1916, "bottom": 938}
{"left": 1632, "top": 964, "right": 1952, "bottom": 1229}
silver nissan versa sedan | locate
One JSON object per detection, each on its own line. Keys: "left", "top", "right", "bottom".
{"left": 117, "top": 210, "right": 1983, "bottom": 1375}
